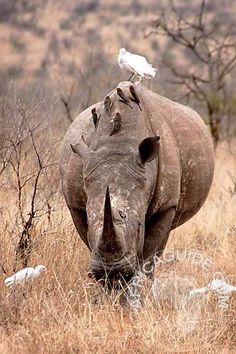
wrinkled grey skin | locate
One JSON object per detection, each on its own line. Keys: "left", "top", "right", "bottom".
{"left": 60, "top": 81, "right": 214, "bottom": 284}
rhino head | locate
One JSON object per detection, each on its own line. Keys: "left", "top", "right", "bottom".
{"left": 71, "top": 133, "right": 160, "bottom": 286}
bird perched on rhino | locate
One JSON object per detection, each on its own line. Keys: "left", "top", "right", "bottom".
{"left": 118, "top": 48, "right": 158, "bottom": 82}
{"left": 129, "top": 85, "right": 142, "bottom": 110}
{"left": 116, "top": 88, "right": 133, "bottom": 108}
{"left": 4, "top": 265, "right": 47, "bottom": 287}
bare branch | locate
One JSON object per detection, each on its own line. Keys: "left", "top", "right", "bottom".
{"left": 60, "top": 94, "right": 73, "bottom": 123}
{"left": 146, "top": 1, "right": 236, "bottom": 146}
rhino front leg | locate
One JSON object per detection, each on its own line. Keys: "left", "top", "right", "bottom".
{"left": 141, "top": 206, "right": 176, "bottom": 277}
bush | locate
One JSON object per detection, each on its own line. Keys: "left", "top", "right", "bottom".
{"left": 10, "top": 34, "right": 26, "bottom": 52}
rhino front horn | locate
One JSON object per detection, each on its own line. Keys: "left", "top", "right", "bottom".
{"left": 98, "top": 187, "right": 123, "bottom": 255}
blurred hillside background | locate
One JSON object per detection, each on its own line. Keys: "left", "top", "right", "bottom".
{"left": 0, "top": 0, "right": 236, "bottom": 128}
{"left": 0, "top": 1, "right": 236, "bottom": 353}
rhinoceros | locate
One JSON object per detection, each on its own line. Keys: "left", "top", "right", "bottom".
{"left": 60, "top": 81, "right": 214, "bottom": 284}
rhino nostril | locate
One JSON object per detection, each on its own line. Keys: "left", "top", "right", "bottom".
{"left": 92, "top": 271, "right": 105, "bottom": 281}
{"left": 119, "top": 272, "right": 134, "bottom": 283}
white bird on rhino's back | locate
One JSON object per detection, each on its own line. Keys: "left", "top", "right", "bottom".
{"left": 117, "top": 48, "right": 158, "bottom": 82}
{"left": 4, "top": 265, "right": 47, "bottom": 287}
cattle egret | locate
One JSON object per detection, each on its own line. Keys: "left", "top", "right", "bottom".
{"left": 189, "top": 279, "right": 236, "bottom": 296}
{"left": 117, "top": 48, "right": 158, "bottom": 82}
{"left": 4, "top": 265, "right": 46, "bottom": 287}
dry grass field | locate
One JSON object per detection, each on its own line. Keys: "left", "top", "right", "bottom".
{"left": 0, "top": 1, "right": 236, "bottom": 353}
{"left": 0, "top": 141, "right": 235, "bottom": 354}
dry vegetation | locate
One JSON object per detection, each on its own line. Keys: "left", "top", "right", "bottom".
{"left": 0, "top": 0, "right": 236, "bottom": 353}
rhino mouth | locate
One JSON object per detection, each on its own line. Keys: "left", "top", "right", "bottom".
{"left": 92, "top": 270, "right": 135, "bottom": 289}
{"left": 91, "top": 253, "right": 137, "bottom": 288}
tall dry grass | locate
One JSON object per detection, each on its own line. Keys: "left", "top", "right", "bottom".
{"left": 0, "top": 141, "right": 235, "bottom": 354}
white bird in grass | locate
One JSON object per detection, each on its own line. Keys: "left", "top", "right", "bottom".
{"left": 189, "top": 279, "right": 236, "bottom": 296}
{"left": 118, "top": 48, "right": 158, "bottom": 83}
{"left": 4, "top": 265, "right": 47, "bottom": 287}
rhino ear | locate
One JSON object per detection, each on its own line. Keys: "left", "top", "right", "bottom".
{"left": 138, "top": 136, "right": 160, "bottom": 164}
{"left": 70, "top": 138, "right": 90, "bottom": 160}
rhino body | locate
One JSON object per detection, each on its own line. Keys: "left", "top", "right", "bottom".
{"left": 60, "top": 81, "right": 214, "bottom": 283}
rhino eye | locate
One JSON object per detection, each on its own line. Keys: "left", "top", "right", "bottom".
{"left": 118, "top": 210, "right": 126, "bottom": 219}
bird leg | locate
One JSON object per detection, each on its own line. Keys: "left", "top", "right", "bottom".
{"left": 135, "top": 75, "right": 143, "bottom": 85}
{"left": 128, "top": 73, "right": 135, "bottom": 82}
{"left": 136, "top": 75, "right": 143, "bottom": 84}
